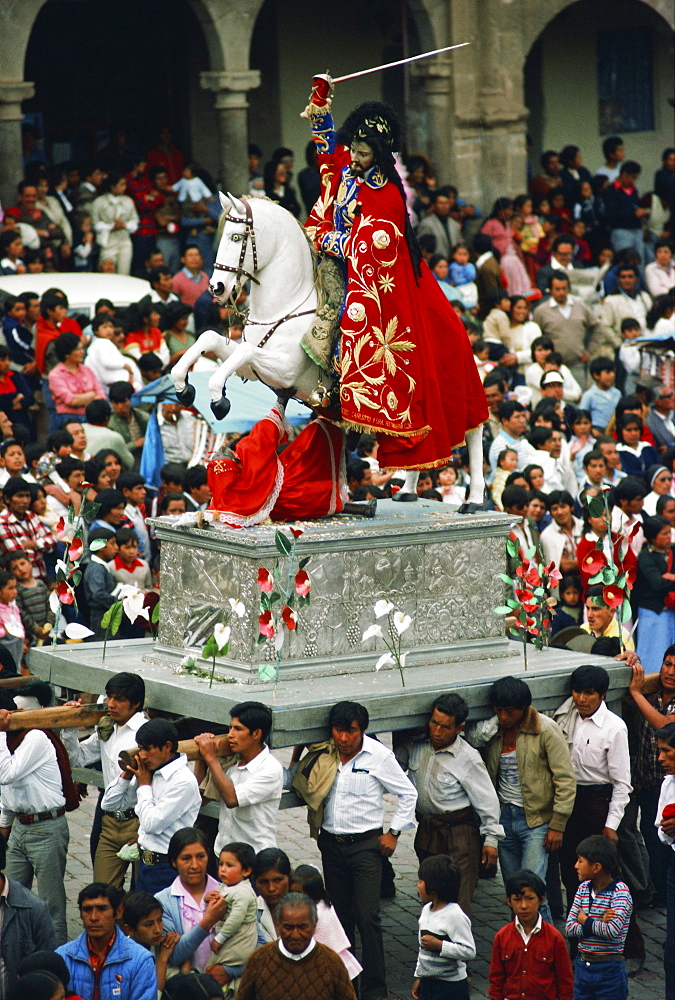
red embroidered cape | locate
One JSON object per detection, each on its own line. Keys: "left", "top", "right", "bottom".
{"left": 306, "top": 145, "right": 487, "bottom": 470}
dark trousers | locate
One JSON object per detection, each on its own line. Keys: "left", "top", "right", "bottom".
{"left": 560, "top": 785, "right": 644, "bottom": 961}
{"left": 415, "top": 809, "right": 481, "bottom": 917}
{"left": 136, "top": 859, "right": 174, "bottom": 894}
{"left": 319, "top": 830, "right": 386, "bottom": 1000}
{"left": 418, "top": 978, "right": 469, "bottom": 1000}
{"left": 638, "top": 786, "right": 670, "bottom": 902}
{"left": 573, "top": 955, "right": 628, "bottom": 1000}
{"left": 666, "top": 855, "right": 675, "bottom": 1000}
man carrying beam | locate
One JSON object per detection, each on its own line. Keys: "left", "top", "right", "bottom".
{"left": 61, "top": 671, "right": 146, "bottom": 888}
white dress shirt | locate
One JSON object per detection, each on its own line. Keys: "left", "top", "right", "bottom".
{"left": 278, "top": 937, "right": 316, "bottom": 961}
{"left": 540, "top": 516, "right": 584, "bottom": 572}
{"left": 213, "top": 745, "right": 283, "bottom": 856}
{"left": 61, "top": 711, "right": 146, "bottom": 790}
{"left": 396, "top": 737, "right": 503, "bottom": 848}
{"left": 515, "top": 913, "right": 543, "bottom": 944}
{"left": 101, "top": 752, "right": 201, "bottom": 852}
{"left": 656, "top": 774, "right": 675, "bottom": 849}
{"left": 568, "top": 700, "right": 632, "bottom": 831}
{"left": 0, "top": 731, "right": 65, "bottom": 824}
{"left": 321, "top": 734, "right": 417, "bottom": 835}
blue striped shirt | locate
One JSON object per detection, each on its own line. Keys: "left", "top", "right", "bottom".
{"left": 565, "top": 879, "right": 632, "bottom": 955}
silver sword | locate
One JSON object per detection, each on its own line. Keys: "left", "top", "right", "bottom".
{"left": 331, "top": 42, "right": 470, "bottom": 84}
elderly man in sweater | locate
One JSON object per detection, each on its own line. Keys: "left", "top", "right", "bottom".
{"left": 532, "top": 273, "right": 607, "bottom": 388}
{"left": 238, "top": 893, "right": 357, "bottom": 1000}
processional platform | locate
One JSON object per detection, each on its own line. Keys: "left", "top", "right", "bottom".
{"left": 30, "top": 500, "right": 628, "bottom": 744}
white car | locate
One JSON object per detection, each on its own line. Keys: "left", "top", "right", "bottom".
{"left": 0, "top": 273, "right": 152, "bottom": 317}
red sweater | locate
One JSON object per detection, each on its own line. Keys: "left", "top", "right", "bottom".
{"left": 488, "top": 919, "right": 573, "bottom": 1000}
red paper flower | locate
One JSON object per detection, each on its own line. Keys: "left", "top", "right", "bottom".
{"left": 281, "top": 605, "right": 297, "bottom": 630}
{"left": 295, "top": 570, "right": 311, "bottom": 597}
{"left": 602, "top": 584, "right": 624, "bottom": 609}
{"left": 289, "top": 528, "right": 304, "bottom": 539}
{"left": 525, "top": 566, "right": 541, "bottom": 588}
{"left": 545, "top": 562, "right": 563, "bottom": 586}
{"left": 583, "top": 550, "right": 607, "bottom": 575}
{"left": 515, "top": 589, "right": 538, "bottom": 613}
{"left": 257, "top": 568, "right": 273, "bottom": 592}
{"left": 55, "top": 517, "right": 66, "bottom": 537}
{"left": 258, "top": 609, "right": 275, "bottom": 638}
{"left": 68, "top": 538, "right": 83, "bottom": 562}
{"left": 57, "top": 581, "right": 75, "bottom": 605}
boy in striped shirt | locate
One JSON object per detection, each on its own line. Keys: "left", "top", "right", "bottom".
{"left": 565, "top": 835, "right": 632, "bottom": 1000}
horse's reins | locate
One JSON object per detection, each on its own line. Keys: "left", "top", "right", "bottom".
{"left": 211, "top": 199, "right": 314, "bottom": 350}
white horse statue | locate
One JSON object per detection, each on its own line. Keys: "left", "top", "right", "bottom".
{"left": 170, "top": 191, "right": 486, "bottom": 509}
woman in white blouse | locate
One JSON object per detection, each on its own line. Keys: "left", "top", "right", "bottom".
{"left": 502, "top": 296, "right": 542, "bottom": 377}
{"left": 90, "top": 172, "right": 139, "bottom": 275}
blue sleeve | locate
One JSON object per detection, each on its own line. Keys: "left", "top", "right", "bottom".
{"left": 133, "top": 949, "right": 158, "bottom": 1000}
{"left": 309, "top": 108, "right": 336, "bottom": 156}
{"left": 158, "top": 895, "right": 210, "bottom": 966}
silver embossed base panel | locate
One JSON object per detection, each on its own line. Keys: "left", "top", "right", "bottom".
{"left": 151, "top": 499, "right": 516, "bottom": 679}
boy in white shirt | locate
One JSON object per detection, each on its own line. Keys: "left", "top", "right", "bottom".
{"left": 86, "top": 314, "right": 141, "bottom": 392}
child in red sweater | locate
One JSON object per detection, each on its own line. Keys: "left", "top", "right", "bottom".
{"left": 489, "top": 869, "right": 572, "bottom": 1000}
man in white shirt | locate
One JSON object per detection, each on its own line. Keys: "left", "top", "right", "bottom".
{"left": 194, "top": 701, "right": 283, "bottom": 855}
{"left": 61, "top": 671, "right": 146, "bottom": 888}
{"left": 488, "top": 400, "right": 537, "bottom": 472}
{"left": 554, "top": 665, "right": 632, "bottom": 908}
{"left": 654, "top": 722, "right": 675, "bottom": 995}
{"left": 101, "top": 717, "right": 201, "bottom": 893}
{"left": 394, "top": 693, "right": 503, "bottom": 916}
{"left": 541, "top": 490, "right": 584, "bottom": 577}
{"left": 601, "top": 264, "right": 652, "bottom": 348}
{"left": 318, "top": 700, "right": 417, "bottom": 1000}
{"left": 0, "top": 688, "right": 69, "bottom": 944}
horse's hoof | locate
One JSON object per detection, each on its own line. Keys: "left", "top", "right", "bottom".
{"left": 211, "top": 395, "right": 231, "bottom": 419}
{"left": 457, "top": 501, "right": 489, "bottom": 515}
{"left": 392, "top": 492, "right": 418, "bottom": 502}
{"left": 175, "top": 383, "right": 196, "bottom": 407}
{"left": 342, "top": 500, "right": 377, "bottom": 519}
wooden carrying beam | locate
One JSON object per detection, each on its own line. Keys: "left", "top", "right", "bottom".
{"left": 0, "top": 675, "right": 37, "bottom": 689}
{"left": 6, "top": 703, "right": 108, "bottom": 732}
{"left": 119, "top": 734, "right": 231, "bottom": 767}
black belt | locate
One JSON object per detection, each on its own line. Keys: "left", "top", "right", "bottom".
{"left": 578, "top": 952, "right": 624, "bottom": 964}
{"left": 321, "top": 827, "right": 382, "bottom": 845}
{"left": 139, "top": 849, "right": 170, "bottom": 865}
{"left": 102, "top": 809, "right": 137, "bottom": 822}
{"left": 17, "top": 806, "right": 66, "bottom": 825}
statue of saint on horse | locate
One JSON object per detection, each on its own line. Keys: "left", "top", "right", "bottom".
{"left": 169, "top": 74, "right": 488, "bottom": 526}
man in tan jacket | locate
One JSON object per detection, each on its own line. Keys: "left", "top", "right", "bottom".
{"left": 482, "top": 675, "right": 576, "bottom": 924}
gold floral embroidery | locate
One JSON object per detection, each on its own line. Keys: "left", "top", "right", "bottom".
{"left": 378, "top": 272, "right": 395, "bottom": 293}
{"left": 371, "top": 318, "right": 415, "bottom": 376}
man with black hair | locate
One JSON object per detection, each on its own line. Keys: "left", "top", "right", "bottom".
{"left": 183, "top": 464, "right": 211, "bottom": 512}
{"left": 108, "top": 381, "right": 149, "bottom": 469}
{"left": 311, "top": 700, "right": 416, "bottom": 1000}
{"left": 596, "top": 136, "right": 625, "bottom": 183}
{"left": 483, "top": 676, "right": 576, "bottom": 925}
{"left": 610, "top": 476, "right": 646, "bottom": 556}
{"left": 346, "top": 459, "right": 371, "bottom": 497}
{"left": 0, "top": 825, "right": 55, "bottom": 983}
{"left": 602, "top": 265, "right": 652, "bottom": 347}
{"left": 101, "top": 718, "right": 201, "bottom": 893}
{"left": 541, "top": 490, "right": 583, "bottom": 575}
{"left": 579, "top": 585, "right": 635, "bottom": 651}
{"left": 533, "top": 271, "right": 606, "bottom": 386}
{"left": 0, "top": 688, "right": 70, "bottom": 944}
{"left": 0, "top": 477, "right": 56, "bottom": 581}
{"left": 473, "top": 232, "right": 503, "bottom": 310}
{"left": 482, "top": 374, "right": 506, "bottom": 446}
{"left": 303, "top": 76, "right": 486, "bottom": 477}
{"left": 117, "top": 471, "right": 150, "bottom": 558}
{"left": 61, "top": 672, "right": 146, "bottom": 888}
{"left": 535, "top": 234, "right": 577, "bottom": 295}
{"left": 82, "top": 527, "right": 120, "bottom": 638}
{"left": 604, "top": 160, "right": 649, "bottom": 266}
{"left": 57, "top": 882, "right": 156, "bottom": 1000}
{"left": 194, "top": 701, "right": 283, "bottom": 856}
{"left": 395, "top": 692, "right": 503, "bottom": 916}
{"left": 82, "top": 398, "right": 135, "bottom": 469}
{"left": 488, "top": 400, "right": 536, "bottom": 472}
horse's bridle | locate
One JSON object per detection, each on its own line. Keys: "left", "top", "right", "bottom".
{"left": 209, "top": 199, "right": 260, "bottom": 298}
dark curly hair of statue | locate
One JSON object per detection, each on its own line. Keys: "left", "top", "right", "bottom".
{"left": 336, "top": 101, "right": 422, "bottom": 280}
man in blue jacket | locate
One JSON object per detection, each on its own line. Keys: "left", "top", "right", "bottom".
{"left": 57, "top": 882, "right": 156, "bottom": 1000}
{"left": 0, "top": 832, "right": 56, "bottom": 982}
{"left": 603, "top": 160, "right": 650, "bottom": 266}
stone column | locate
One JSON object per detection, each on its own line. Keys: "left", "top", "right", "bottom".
{"left": 200, "top": 70, "right": 261, "bottom": 197}
{"left": 0, "top": 81, "right": 35, "bottom": 208}
{"left": 411, "top": 57, "right": 454, "bottom": 185}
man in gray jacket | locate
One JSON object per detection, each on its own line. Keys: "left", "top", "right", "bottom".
{"left": 532, "top": 273, "right": 607, "bottom": 387}
{"left": 0, "top": 831, "right": 56, "bottom": 981}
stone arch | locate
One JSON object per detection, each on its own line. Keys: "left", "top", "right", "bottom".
{"left": 520, "top": 0, "right": 673, "bottom": 55}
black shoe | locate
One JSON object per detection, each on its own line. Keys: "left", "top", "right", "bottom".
{"left": 392, "top": 492, "right": 417, "bottom": 502}
{"left": 380, "top": 884, "right": 396, "bottom": 899}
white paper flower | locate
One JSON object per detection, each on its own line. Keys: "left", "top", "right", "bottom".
{"left": 347, "top": 302, "right": 366, "bottom": 323}
{"left": 120, "top": 585, "right": 150, "bottom": 623}
{"left": 362, "top": 624, "right": 383, "bottom": 642}
{"left": 49, "top": 590, "right": 61, "bottom": 615}
{"left": 65, "top": 623, "right": 95, "bottom": 640}
{"left": 213, "top": 623, "right": 231, "bottom": 651}
{"left": 228, "top": 598, "right": 246, "bottom": 618}
{"left": 392, "top": 611, "right": 411, "bottom": 635}
{"left": 274, "top": 630, "right": 285, "bottom": 652}
{"left": 375, "top": 652, "right": 394, "bottom": 671}
{"left": 372, "top": 230, "right": 390, "bottom": 249}
{"left": 400, "top": 652, "right": 407, "bottom": 667}
{"left": 55, "top": 559, "right": 69, "bottom": 577}
{"left": 373, "top": 599, "right": 393, "bottom": 619}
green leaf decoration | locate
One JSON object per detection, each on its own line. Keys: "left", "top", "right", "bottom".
{"left": 151, "top": 601, "right": 161, "bottom": 624}
{"left": 526, "top": 547, "right": 536, "bottom": 559}
{"left": 260, "top": 593, "right": 271, "bottom": 611}
{"left": 68, "top": 502, "right": 76, "bottom": 525}
{"left": 256, "top": 633, "right": 267, "bottom": 646}
{"left": 588, "top": 572, "right": 604, "bottom": 585}
{"left": 299, "top": 556, "right": 311, "bottom": 569}
{"left": 587, "top": 496, "right": 605, "bottom": 518}
{"left": 506, "top": 599, "right": 520, "bottom": 609}
{"left": 602, "top": 567, "right": 616, "bottom": 585}
{"left": 270, "top": 592, "right": 281, "bottom": 605}
{"left": 274, "top": 530, "right": 292, "bottom": 556}
{"left": 499, "top": 573, "right": 514, "bottom": 585}
{"left": 620, "top": 599, "right": 632, "bottom": 623}
{"left": 494, "top": 606, "right": 513, "bottom": 615}
{"left": 81, "top": 500, "right": 101, "bottom": 521}
{"left": 258, "top": 662, "right": 278, "bottom": 682}
{"left": 618, "top": 540, "right": 629, "bottom": 562}
{"left": 203, "top": 637, "right": 218, "bottom": 658}
{"left": 71, "top": 570, "right": 82, "bottom": 587}
{"left": 220, "top": 642, "right": 229, "bottom": 658}
{"left": 616, "top": 574, "right": 626, "bottom": 589}
{"left": 506, "top": 538, "right": 519, "bottom": 557}
{"left": 90, "top": 538, "right": 109, "bottom": 552}
{"left": 534, "top": 587, "right": 545, "bottom": 596}
{"left": 101, "top": 601, "right": 123, "bottom": 636}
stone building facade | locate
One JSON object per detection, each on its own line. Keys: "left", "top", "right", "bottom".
{"left": 0, "top": 0, "right": 672, "bottom": 212}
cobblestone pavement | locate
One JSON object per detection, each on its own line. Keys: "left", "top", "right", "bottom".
{"left": 64, "top": 785, "right": 667, "bottom": 1000}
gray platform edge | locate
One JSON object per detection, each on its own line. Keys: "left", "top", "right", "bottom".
{"left": 30, "top": 639, "right": 629, "bottom": 746}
